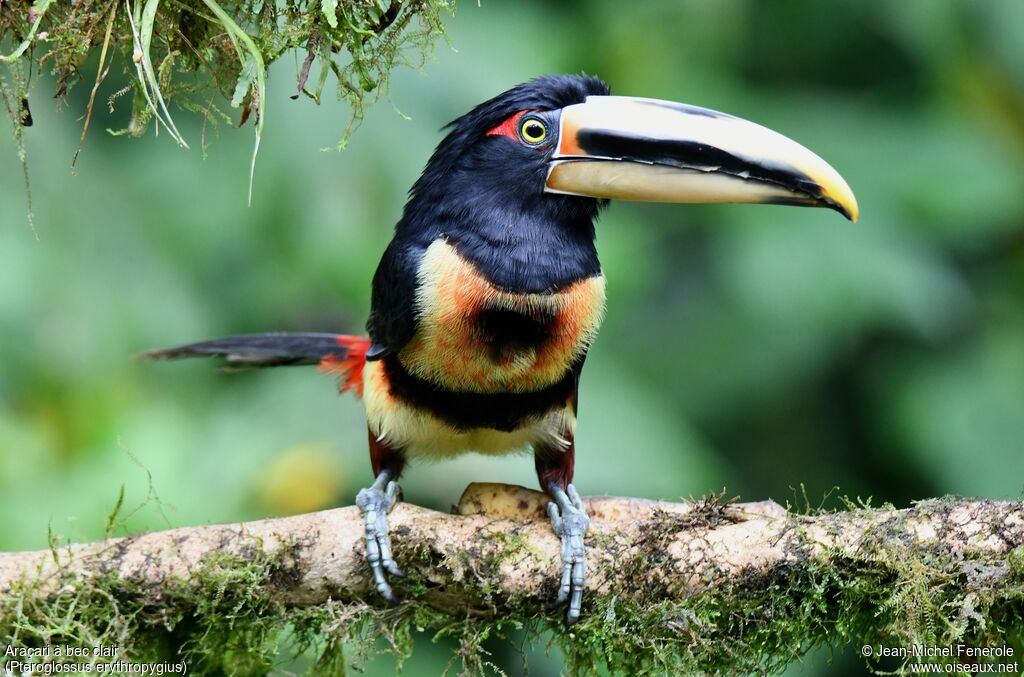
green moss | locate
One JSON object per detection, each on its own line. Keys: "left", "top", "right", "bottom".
{"left": 0, "top": 62, "right": 35, "bottom": 235}
{"left": 552, "top": 547, "right": 1023, "bottom": 675}
{"left": 2, "top": 505, "right": 1022, "bottom": 676}
{"left": 1009, "top": 546, "right": 1024, "bottom": 579}
{"left": 2, "top": 543, "right": 290, "bottom": 674}
{"left": 1, "top": 0, "right": 454, "bottom": 178}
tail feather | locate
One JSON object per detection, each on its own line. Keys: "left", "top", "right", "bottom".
{"left": 138, "top": 332, "right": 358, "bottom": 369}
{"left": 318, "top": 336, "right": 371, "bottom": 396}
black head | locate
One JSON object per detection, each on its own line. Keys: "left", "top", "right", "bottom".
{"left": 394, "top": 74, "right": 611, "bottom": 292}
{"left": 406, "top": 73, "right": 610, "bottom": 217}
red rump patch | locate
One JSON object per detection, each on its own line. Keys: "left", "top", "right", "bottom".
{"left": 486, "top": 110, "right": 529, "bottom": 140}
{"left": 318, "top": 335, "right": 371, "bottom": 397}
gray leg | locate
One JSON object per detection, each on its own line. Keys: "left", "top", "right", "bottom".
{"left": 355, "top": 469, "right": 403, "bottom": 602}
{"left": 547, "top": 482, "right": 590, "bottom": 624}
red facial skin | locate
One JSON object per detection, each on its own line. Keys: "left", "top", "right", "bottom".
{"left": 486, "top": 110, "right": 529, "bottom": 141}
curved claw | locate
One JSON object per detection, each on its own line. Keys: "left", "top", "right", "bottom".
{"left": 356, "top": 474, "right": 403, "bottom": 603}
{"left": 547, "top": 483, "right": 590, "bottom": 625}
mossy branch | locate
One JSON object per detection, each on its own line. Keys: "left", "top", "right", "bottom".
{"left": 1, "top": 484, "right": 1023, "bottom": 674}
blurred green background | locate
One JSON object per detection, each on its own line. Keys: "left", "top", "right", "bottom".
{"left": 2, "top": 0, "right": 1023, "bottom": 674}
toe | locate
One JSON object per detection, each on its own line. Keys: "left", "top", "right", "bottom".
{"left": 548, "top": 491, "right": 590, "bottom": 624}
{"left": 567, "top": 484, "right": 585, "bottom": 512}
{"left": 385, "top": 481, "right": 401, "bottom": 507}
{"left": 557, "top": 557, "right": 572, "bottom": 604}
{"left": 547, "top": 502, "right": 562, "bottom": 532}
{"left": 357, "top": 482, "right": 405, "bottom": 604}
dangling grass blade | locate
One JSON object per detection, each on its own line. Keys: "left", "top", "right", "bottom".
{"left": 73, "top": 1, "right": 119, "bottom": 168}
{"left": 140, "top": 0, "right": 188, "bottom": 147}
{"left": 200, "top": 0, "right": 265, "bottom": 205}
{"left": 125, "top": 0, "right": 188, "bottom": 147}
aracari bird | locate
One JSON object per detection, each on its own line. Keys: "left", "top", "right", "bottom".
{"left": 143, "top": 74, "right": 858, "bottom": 623}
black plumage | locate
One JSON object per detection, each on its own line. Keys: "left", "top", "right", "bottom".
{"left": 366, "top": 74, "right": 611, "bottom": 359}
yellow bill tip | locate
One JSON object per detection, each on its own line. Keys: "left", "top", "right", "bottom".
{"left": 814, "top": 170, "right": 859, "bottom": 223}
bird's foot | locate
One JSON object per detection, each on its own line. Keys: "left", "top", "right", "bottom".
{"left": 547, "top": 483, "right": 590, "bottom": 625}
{"left": 356, "top": 470, "right": 403, "bottom": 603}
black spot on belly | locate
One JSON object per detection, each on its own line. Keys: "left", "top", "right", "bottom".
{"left": 475, "top": 304, "right": 554, "bottom": 361}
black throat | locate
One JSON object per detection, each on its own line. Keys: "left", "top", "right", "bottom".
{"left": 396, "top": 161, "right": 604, "bottom": 293}
{"left": 442, "top": 203, "right": 602, "bottom": 293}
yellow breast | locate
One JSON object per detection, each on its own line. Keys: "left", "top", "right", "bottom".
{"left": 398, "top": 240, "right": 606, "bottom": 394}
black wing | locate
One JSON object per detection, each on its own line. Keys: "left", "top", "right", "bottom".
{"left": 365, "top": 239, "right": 424, "bottom": 360}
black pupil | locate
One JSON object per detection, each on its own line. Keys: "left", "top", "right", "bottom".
{"left": 524, "top": 121, "right": 543, "bottom": 140}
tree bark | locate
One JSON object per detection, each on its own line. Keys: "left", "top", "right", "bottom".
{"left": 2, "top": 484, "right": 1021, "bottom": 613}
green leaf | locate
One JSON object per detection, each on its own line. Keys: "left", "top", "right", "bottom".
{"left": 321, "top": 0, "right": 339, "bottom": 29}
{"left": 231, "top": 54, "right": 257, "bottom": 108}
{"left": 200, "top": 0, "right": 266, "bottom": 206}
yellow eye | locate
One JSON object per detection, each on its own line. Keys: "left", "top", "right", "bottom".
{"left": 519, "top": 117, "right": 547, "bottom": 144}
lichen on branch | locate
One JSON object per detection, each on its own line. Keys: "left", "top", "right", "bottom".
{"left": 1, "top": 483, "right": 1022, "bottom": 675}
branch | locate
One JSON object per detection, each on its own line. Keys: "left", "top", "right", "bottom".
{"left": 2, "top": 484, "right": 1022, "bottom": 674}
